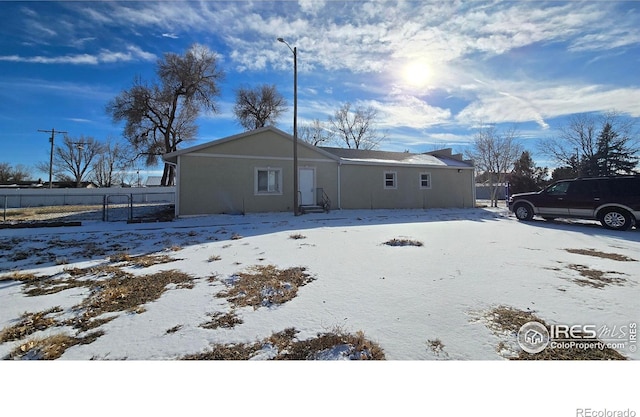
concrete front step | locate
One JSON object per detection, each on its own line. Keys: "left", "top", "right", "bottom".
{"left": 300, "top": 205, "right": 326, "bottom": 214}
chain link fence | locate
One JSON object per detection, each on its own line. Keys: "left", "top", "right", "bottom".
{"left": 1, "top": 188, "right": 175, "bottom": 223}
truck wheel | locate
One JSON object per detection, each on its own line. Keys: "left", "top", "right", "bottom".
{"left": 514, "top": 203, "right": 534, "bottom": 221}
{"left": 599, "top": 208, "right": 632, "bottom": 231}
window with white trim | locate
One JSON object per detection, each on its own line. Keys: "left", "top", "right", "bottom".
{"left": 419, "top": 172, "right": 431, "bottom": 189}
{"left": 384, "top": 171, "right": 397, "bottom": 189}
{"left": 255, "top": 168, "right": 282, "bottom": 194}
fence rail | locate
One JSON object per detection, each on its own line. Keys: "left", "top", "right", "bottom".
{"left": 1, "top": 187, "right": 175, "bottom": 222}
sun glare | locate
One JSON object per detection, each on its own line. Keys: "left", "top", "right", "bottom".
{"left": 402, "top": 61, "right": 431, "bottom": 88}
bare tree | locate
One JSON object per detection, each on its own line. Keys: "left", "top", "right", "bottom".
{"left": 107, "top": 44, "right": 224, "bottom": 186}
{"left": 46, "top": 135, "right": 103, "bottom": 187}
{"left": 233, "top": 84, "right": 287, "bottom": 131}
{"left": 467, "top": 125, "right": 522, "bottom": 207}
{"left": 298, "top": 118, "right": 335, "bottom": 146}
{"left": 0, "top": 163, "right": 32, "bottom": 183}
{"left": 92, "top": 140, "right": 131, "bottom": 187}
{"left": 328, "top": 102, "right": 386, "bottom": 150}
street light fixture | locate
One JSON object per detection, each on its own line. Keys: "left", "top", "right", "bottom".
{"left": 277, "top": 37, "right": 299, "bottom": 216}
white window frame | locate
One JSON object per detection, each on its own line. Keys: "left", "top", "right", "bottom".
{"left": 384, "top": 171, "right": 397, "bottom": 189}
{"left": 419, "top": 172, "right": 432, "bottom": 189}
{"left": 255, "top": 167, "right": 282, "bottom": 195}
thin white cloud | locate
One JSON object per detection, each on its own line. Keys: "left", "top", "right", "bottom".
{"left": 0, "top": 54, "right": 98, "bottom": 65}
{"left": 455, "top": 82, "right": 640, "bottom": 125}
{"left": 0, "top": 45, "right": 156, "bottom": 65}
{"left": 363, "top": 96, "right": 453, "bottom": 129}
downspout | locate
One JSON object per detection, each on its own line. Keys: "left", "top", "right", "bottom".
{"left": 337, "top": 159, "right": 342, "bottom": 210}
{"left": 165, "top": 158, "right": 178, "bottom": 218}
{"left": 470, "top": 168, "right": 476, "bottom": 208}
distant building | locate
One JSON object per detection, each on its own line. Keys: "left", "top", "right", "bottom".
{"left": 145, "top": 176, "right": 163, "bottom": 187}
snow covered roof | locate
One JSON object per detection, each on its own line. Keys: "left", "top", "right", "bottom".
{"left": 320, "top": 147, "right": 473, "bottom": 168}
{"left": 145, "top": 176, "right": 163, "bottom": 187}
{"left": 162, "top": 127, "right": 474, "bottom": 169}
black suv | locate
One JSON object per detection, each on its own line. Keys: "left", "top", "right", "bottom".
{"left": 508, "top": 176, "right": 640, "bottom": 230}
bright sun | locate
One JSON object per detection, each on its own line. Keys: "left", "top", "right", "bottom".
{"left": 402, "top": 61, "right": 431, "bottom": 87}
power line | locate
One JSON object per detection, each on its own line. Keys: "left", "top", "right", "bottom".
{"left": 38, "top": 128, "right": 67, "bottom": 189}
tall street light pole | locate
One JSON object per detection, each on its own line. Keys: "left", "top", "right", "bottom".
{"left": 277, "top": 37, "right": 299, "bottom": 216}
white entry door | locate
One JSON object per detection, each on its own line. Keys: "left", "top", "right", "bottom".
{"left": 298, "top": 168, "right": 315, "bottom": 205}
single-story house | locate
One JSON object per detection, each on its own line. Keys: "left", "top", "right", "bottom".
{"left": 163, "top": 127, "right": 475, "bottom": 217}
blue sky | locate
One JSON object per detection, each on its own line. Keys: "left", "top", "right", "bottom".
{"left": 1, "top": 0, "right": 639, "bottom": 180}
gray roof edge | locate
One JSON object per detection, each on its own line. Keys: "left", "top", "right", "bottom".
{"left": 163, "top": 126, "right": 340, "bottom": 162}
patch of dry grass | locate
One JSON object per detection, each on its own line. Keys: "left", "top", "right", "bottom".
{"left": 166, "top": 325, "right": 183, "bottom": 334}
{"left": 23, "top": 277, "right": 89, "bottom": 297}
{"left": 182, "top": 342, "right": 260, "bottom": 360}
{"left": 6, "top": 331, "right": 104, "bottom": 360}
{"left": 21, "top": 265, "right": 127, "bottom": 297}
{"left": 384, "top": 238, "right": 423, "bottom": 247}
{"left": 4, "top": 264, "right": 195, "bottom": 353}
{"left": 568, "top": 264, "right": 627, "bottom": 289}
{"left": 427, "top": 338, "right": 448, "bottom": 357}
{"left": 78, "top": 270, "right": 194, "bottom": 317}
{"left": 0, "top": 271, "right": 40, "bottom": 282}
{"left": 482, "top": 305, "right": 627, "bottom": 360}
{"left": 216, "top": 265, "right": 314, "bottom": 310}
{"left": 565, "top": 248, "right": 636, "bottom": 262}
{"left": 484, "top": 305, "right": 541, "bottom": 334}
{"left": 109, "top": 253, "right": 178, "bottom": 268}
{"left": 200, "top": 311, "right": 243, "bottom": 329}
{"left": 282, "top": 329, "right": 385, "bottom": 360}
{"left": 0, "top": 307, "right": 63, "bottom": 343}
{"left": 182, "top": 327, "right": 385, "bottom": 360}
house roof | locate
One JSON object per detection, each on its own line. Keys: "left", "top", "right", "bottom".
{"left": 162, "top": 126, "right": 473, "bottom": 169}
{"left": 145, "top": 176, "right": 163, "bottom": 187}
{"left": 163, "top": 126, "right": 340, "bottom": 164}
{"left": 320, "top": 147, "right": 473, "bottom": 168}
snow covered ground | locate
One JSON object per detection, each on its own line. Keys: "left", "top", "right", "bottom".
{"left": 1, "top": 206, "right": 639, "bottom": 414}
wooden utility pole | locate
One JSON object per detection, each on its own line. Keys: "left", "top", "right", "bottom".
{"left": 38, "top": 128, "right": 67, "bottom": 189}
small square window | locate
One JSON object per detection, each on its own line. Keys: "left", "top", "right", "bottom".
{"left": 384, "top": 171, "right": 397, "bottom": 189}
{"left": 420, "top": 173, "right": 431, "bottom": 189}
{"left": 256, "top": 168, "right": 281, "bottom": 194}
